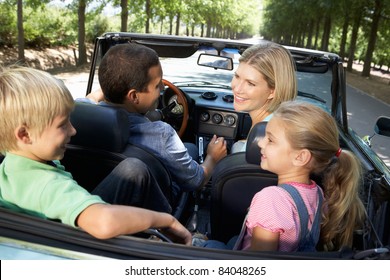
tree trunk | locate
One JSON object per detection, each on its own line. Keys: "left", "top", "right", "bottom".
{"left": 175, "top": 12, "right": 180, "bottom": 35}
{"left": 339, "top": 14, "right": 349, "bottom": 61}
{"left": 206, "top": 19, "right": 212, "bottom": 37}
{"left": 78, "top": 0, "right": 87, "bottom": 66}
{"left": 305, "top": 19, "right": 314, "bottom": 49}
{"left": 17, "top": 0, "right": 25, "bottom": 63}
{"left": 296, "top": 28, "right": 302, "bottom": 47}
{"left": 169, "top": 15, "right": 173, "bottom": 35}
{"left": 314, "top": 17, "right": 321, "bottom": 49}
{"left": 120, "top": 0, "right": 128, "bottom": 32}
{"left": 145, "top": 0, "right": 151, "bottom": 33}
{"left": 321, "top": 15, "right": 331, "bottom": 51}
{"left": 362, "top": 0, "right": 384, "bottom": 77}
{"left": 347, "top": 9, "right": 363, "bottom": 71}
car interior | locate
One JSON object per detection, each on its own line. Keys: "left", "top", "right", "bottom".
{"left": 60, "top": 105, "right": 380, "bottom": 253}
{"left": 81, "top": 34, "right": 390, "bottom": 255}
{"left": 1, "top": 33, "right": 389, "bottom": 259}
{"left": 60, "top": 102, "right": 188, "bottom": 219}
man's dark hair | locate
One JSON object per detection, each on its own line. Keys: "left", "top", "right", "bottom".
{"left": 98, "top": 43, "right": 160, "bottom": 104}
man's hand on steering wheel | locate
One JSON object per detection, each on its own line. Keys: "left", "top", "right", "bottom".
{"left": 160, "top": 79, "right": 189, "bottom": 138}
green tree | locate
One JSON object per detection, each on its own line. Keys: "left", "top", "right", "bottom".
{"left": 362, "top": 0, "right": 386, "bottom": 77}
{"left": 70, "top": 0, "right": 107, "bottom": 65}
{"left": 120, "top": 0, "right": 128, "bottom": 31}
{"left": 0, "top": 2, "right": 15, "bottom": 46}
{"left": 346, "top": 0, "right": 365, "bottom": 72}
{"left": 260, "top": 0, "right": 389, "bottom": 75}
{"left": 15, "top": 0, "right": 49, "bottom": 62}
{"left": 4, "top": 0, "right": 388, "bottom": 74}
{"left": 17, "top": 0, "right": 24, "bottom": 61}
{"left": 77, "top": 0, "right": 87, "bottom": 65}
{"left": 338, "top": 0, "right": 352, "bottom": 60}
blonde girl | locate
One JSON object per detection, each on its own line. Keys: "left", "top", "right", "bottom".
{"left": 240, "top": 100, "right": 366, "bottom": 251}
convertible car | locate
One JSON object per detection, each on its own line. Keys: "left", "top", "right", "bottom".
{"left": 1, "top": 32, "right": 390, "bottom": 260}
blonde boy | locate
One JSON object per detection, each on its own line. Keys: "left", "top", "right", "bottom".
{"left": 0, "top": 65, "right": 190, "bottom": 243}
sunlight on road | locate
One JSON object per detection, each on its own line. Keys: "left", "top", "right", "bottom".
{"left": 55, "top": 72, "right": 97, "bottom": 100}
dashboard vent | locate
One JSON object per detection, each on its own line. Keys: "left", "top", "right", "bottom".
{"left": 222, "top": 94, "right": 234, "bottom": 103}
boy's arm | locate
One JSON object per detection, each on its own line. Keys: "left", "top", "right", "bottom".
{"left": 201, "top": 135, "right": 227, "bottom": 186}
{"left": 76, "top": 203, "right": 191, "bottom": 245}
{"left": 85, "top": 88, "right": 105, "bottom": 103}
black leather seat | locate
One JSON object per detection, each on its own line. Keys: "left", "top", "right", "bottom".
{"left": 210, "top": 122, "right": 278, "bottom": 243}
{"left": 61, "top": 102, "right": 176, "bottom": 213}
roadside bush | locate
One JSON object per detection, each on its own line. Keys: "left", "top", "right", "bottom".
{"left": 86, "top": 15, "right": 110, "bottom": 43}
{"left": 0, "top": 3, "right": 16, "bottom": 46}
{"left": 24, "top": 6, "right": 77, "bottom": 47}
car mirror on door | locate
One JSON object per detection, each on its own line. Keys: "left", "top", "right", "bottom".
{"left": 374, "top": 116, "right": 390, "bottom": 137}
{"left": 363, "top": 116, "right": 390, "bottom": 147}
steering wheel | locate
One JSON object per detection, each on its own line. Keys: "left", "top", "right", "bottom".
{"left": 162, "top": 79, "right": 189, "bottom": 138}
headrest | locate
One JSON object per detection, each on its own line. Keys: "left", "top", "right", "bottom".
{"left": 70, "top": 102, "right": 130, "bottom": 153}
{"left": 245, "top": 122, "right": 267, "bottom": 165}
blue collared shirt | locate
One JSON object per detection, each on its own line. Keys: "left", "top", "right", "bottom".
{"left": 76, "top": 98, "right": 204, "bottom": 196}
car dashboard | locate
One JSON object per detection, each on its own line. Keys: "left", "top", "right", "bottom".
{"left": 162, "top": 84, "right": 250, "bottom": 155}
{"left": 162, "top": 83, "right": 330, "bottom": 159}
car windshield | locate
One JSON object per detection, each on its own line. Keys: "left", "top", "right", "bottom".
{"left": 161, "top": 51, "right": 234, "bottom": 86}
{"left": 161, "top": 50, "right": 333, "bottom": 110}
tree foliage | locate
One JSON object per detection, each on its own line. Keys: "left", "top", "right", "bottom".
{"left": 261, "top": 0, "right": 390, "bottom": 76}
{"left": 1, "top": 0, "right": 388, "bottom": 74}
{"left": 0, "top": 1, "right": 16, "bottom": 46}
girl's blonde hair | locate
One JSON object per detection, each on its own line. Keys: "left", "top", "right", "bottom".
{"left": 274, "top": 101, "right": 366, "bottom": 251}
{"left": 239, "top": 43, "right": 297, "bottom": 112}
{"left": 0, "top": 65, "right": 74, "bottom": 153}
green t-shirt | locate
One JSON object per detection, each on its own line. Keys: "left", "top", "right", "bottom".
{"left": 0, "top": 153, "right": 105, "bottom": 227}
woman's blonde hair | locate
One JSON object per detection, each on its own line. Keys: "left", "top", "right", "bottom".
{"left": 0, "top": 65, "right": 74, "bottom": 153}
{"left": 274, "top": 100, "right": 366, "bottom": 251}
{"left": 239, "top": 43, "right": 297, "bottom": 112}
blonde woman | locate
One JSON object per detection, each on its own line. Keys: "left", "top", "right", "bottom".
{"left": 231, "top": 43, "right": 297, "bottom": 153}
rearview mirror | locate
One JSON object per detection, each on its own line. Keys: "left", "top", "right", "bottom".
{"left": 197, "top": 53, "right": 233, "bottom": 70}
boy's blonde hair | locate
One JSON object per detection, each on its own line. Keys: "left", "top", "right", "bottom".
{"left": 239, "top": 43, "right": 297, "bottom": 113}
{"left": 0, "top": 65, "right": 74, "bottom": 153}
{"left": 274, "top": 101, "right": 366, "bottom": 251}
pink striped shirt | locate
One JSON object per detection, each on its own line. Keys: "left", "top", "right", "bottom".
{"left": 241, "top": 181, "right": 323, "bottom": 252}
